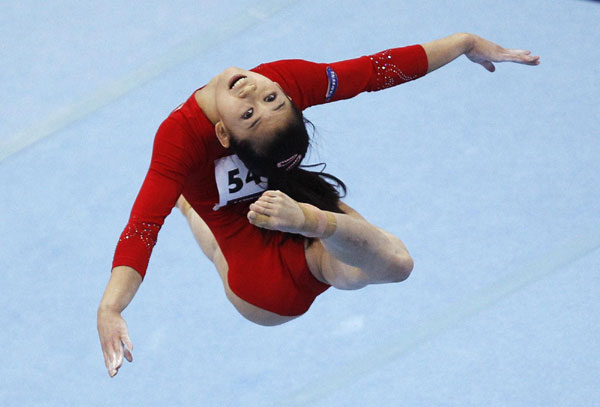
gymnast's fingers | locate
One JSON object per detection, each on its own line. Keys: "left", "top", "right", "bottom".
{"left": 122, "top": 338, "right": 133, "bottom": 363}
{"left": 502, "top": 50, "right": 540, "bottom": 65}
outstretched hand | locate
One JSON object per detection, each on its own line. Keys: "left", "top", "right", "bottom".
{"left": 466, "top": 34, "right": 540, "bottom": 72}
{"left": 97, "top": 309, "right": 134, "bottom": 377}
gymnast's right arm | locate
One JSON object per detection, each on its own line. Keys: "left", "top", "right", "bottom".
{"left": 97, "top": 117, "right": 200, "bottom": 377}
{"left": 97, "top": 266, "right": 141, "bottom": 377}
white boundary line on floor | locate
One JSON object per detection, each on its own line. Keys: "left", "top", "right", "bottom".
{"left": 280, "top": 232, "right": 600, "bottom": 406}
{"left": 0, "top": 0, "right": 299, "bottom": 163}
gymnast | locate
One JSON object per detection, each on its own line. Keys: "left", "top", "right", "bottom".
{"left": 97, "top": 32, "right": 539, "bottom": 377}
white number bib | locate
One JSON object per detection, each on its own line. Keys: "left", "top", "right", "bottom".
{"left": 213, "top": 154, "right": 268, "bottom": 210}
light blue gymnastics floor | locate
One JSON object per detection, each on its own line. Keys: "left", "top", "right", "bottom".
{"left": 1, "top": 1, "right": 599, "bottom": 406}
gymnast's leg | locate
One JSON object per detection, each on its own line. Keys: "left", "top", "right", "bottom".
{"left": 248, "top": 190, "right": 414, "bottom": 290}
{"left": 175, "top": 196, "right": 297, "bottom": 326}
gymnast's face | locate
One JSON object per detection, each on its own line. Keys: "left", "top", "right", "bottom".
{"left": 214, "top": 67, "right": 293, "bottom": 151}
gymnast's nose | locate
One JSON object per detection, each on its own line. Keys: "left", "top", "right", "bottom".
{"left": 240, "top": 82, "right": 257, "bottom": 98}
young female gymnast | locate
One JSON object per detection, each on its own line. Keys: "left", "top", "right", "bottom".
{"left": 97, "top": 33, "right": 539, "bottom": 377}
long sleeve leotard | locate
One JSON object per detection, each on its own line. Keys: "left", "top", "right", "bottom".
{"left": 112, "top": 44, "right": 428, "bottom": 316}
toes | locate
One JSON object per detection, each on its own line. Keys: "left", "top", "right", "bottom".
{"left": 248, "top": 211, "right": 271, "bottom": 228}
{"left": 264, "top": 190, "right": 283, "bottom": 199}
{"left": 250, "top": 202, "right": 270, "bottom": 214}
{"left": 256, "top": 196, "right": 272, "bottom": 206}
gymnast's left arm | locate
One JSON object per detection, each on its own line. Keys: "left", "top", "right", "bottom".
{"left": 422, "top": 32, "right": 540, "bottom": 74}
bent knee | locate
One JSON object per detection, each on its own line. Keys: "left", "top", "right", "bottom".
{"left": 386, "top": 254, "right": 414, "bottom": 283}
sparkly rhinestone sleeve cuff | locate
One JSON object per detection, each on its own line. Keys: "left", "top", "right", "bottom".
{"left": 113, "top": 221, "right": 162, "bottom": 278}
{"left": 367, "top": 45, "right": 429, "bottom": 91}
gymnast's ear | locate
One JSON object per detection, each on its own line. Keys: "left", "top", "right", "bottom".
{"left": 215, "top": 121, "right": 230, "bottom": 148}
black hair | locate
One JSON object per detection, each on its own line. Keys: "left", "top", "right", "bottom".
{"left": 228, "top": 101, "right": 347, "bottom": 217}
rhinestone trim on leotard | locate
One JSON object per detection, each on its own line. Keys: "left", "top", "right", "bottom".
{"left": 118, "top": 221, "right": 161, "bottom": 254}
{"left": 370, "top": 49, "right": 419, "bottom": 90}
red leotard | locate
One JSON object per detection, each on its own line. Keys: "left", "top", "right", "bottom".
{"left": 112, "top": 45, "right": 428, "bottom": 316}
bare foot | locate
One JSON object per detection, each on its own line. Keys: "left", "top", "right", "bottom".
{"left": 247, "top": 190, "right": 304, "bottom": 233}
{"left": 247, "top": 190, "right": 336, "bottom": 238}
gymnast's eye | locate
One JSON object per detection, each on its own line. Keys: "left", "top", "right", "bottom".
{"left": 242, "top": 108, "right": 253, "bottom": 120}
{"left": 264, "top": 93, "right": 276, "bottom": 102}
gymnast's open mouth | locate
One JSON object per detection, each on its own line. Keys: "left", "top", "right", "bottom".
{"left": 229, "top": 75, "right": 247, "bottom": 89}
